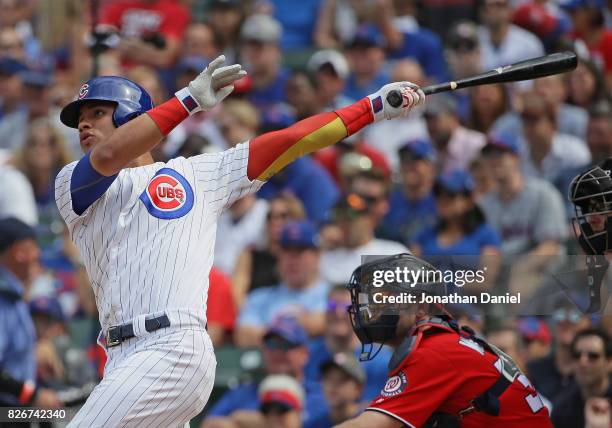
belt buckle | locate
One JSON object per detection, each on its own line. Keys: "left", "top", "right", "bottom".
{"left": 106, "top": 326, "right": 121, "bottom": 348}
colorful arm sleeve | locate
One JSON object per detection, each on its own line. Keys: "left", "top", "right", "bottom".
{"left": 247, "top": 98, "right": 374, "bottom": 181}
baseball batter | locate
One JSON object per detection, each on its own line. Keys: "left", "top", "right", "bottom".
{"left": 54, "top": 55, "right": 424, "bottom": 427}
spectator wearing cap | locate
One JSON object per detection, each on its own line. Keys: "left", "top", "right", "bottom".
{"left": 477, "top": 0, "right": 545, "bottom": 71}
{"left": 552, "top": 328, "right": 612, "bottom": 428}
{"left": 424, "top": 95, "right": 486, "bottom": 173}
{"left": 205, "top": 0, "right": 244, "bottom": 64}
{"left": 320, "top": 193, "right": 408, "bottom": 285}
{"left": 235, "top": 221, "right": 330, "bottom": 347}
{"left": 411, "top": 170, "right": 501, "bottom": 283}
{"left": 98, "top": 0, "right": 190, "bottom": 69}
{"left": 518, "top": 317, "right": 553, "bottom": 362}
{"left": 239, "top": 14, "right": 290, "bottom": 110}
{"left": 0, "top": 57, "right": 26, "bottom": 123}
{"left": 314, "top": 134, "right": 391, "bottom": 190}
{"left": 258, "top": 374, "right": 305, "bottom": 428}
{"left": 562, "top": 0, "right": 612, "bottom": 87}
{"left": 512, "top": 0, "right": 572, "bottom": 51}
{"left": 387, "top": 0, "right": 450, "bottom": 84}
{"left": 204, "top": 316, "right": 326, "bottom": 428}
{"left": 0, "top": 217, "right": 61, "bottom": 409}
{"left": 308, "top": 352, "right": 365, "bottom": 427}
{"left": 528, "top": 306, "right": 590, "bottom": 402}
{"left": 304, "top": 285, "right": 391, "bottom": 402}
{"left": 446, "top": 21, "right": 483, "bottom": 82}
{"left": 378, "top": 140, "right": 437, "bottom": 246}
{"left": 479, "top": 137, "right": 568, "bottom": 258}
{"left": 519, "top": 92, "right": 591, "bottom": 183}
{"left": 233, "top": 195, "right": 306, "bottom": 307}
{"left": 0, "top": 66, "right": 54, "bottom": 153}
{"left": 342, "top": 24, "right": 390, "bottom": 101}
{"left": 307, "top": 49, "right": 354, "bottom": 110}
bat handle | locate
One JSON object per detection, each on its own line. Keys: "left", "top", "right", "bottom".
{"left": 385, "top": 81, "right": 459, "bottom": 106}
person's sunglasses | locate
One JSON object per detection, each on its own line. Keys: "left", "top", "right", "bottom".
{"left": 572, "top": 350, "right": 604, "bottom": 361}
{"left": 267, "top": 211, "right": 289, "bottom": 221}
{"left": 327, "top": 300, "right": 351, "bottom": 313}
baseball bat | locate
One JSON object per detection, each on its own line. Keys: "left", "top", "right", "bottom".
{"left": 386, "top": 51, "right": 578, "bottom": 108}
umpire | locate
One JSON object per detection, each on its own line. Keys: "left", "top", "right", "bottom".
{"left": 0, "top": 217, "right": 60, "bottom": 415}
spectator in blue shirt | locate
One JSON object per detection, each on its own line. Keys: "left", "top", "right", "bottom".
{"left": 343, "top": 25, "right": 390, "bottom": 101}
{"left": 411, "top": 170, "right": 502, "bottom": 282}
{"left": 203, "top": 316, "right": 327, "bottom": 428}
{"left": 388, "top": 0, "right": 450, "bottom": 83}
{"left": 378, "top": 140, "right": 438, "bottom": 246}
{"left": 269, "top": 0, "right": 322, "bottom": 50}
{"left": 239, "top": 14, "right": 291, "bottom": 110}
{"left": 304, "top": 285, "right": 391, "bottom": 402}
{"left": 0, "top": 217, "right": 60, "bottom": 408}
{"left": 234, "top": 221, "right": 330, "bottom": 347}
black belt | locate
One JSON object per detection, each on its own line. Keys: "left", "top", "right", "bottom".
{"left": 106, "top": 314, "right": 170, "bottom": 348}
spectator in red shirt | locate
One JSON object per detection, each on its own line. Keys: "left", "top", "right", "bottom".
{"left": 563, "top": 0, "right": 612, "bottom": 88}
{"left": 99, "top": 0, "right": 190, "bottom": 68}
{"left": 207, "top": 267, "right": 237, "bottom": 347}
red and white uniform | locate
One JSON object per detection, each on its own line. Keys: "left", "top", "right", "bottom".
{"left": 367, "top": 325, "right": 553, "bottom": 428}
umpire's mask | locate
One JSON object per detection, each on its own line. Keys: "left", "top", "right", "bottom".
{"left": 346, "top": 253, "right": 447, "bottom": 361}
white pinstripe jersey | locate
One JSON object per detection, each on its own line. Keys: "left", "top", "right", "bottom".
{"left": 55, "top": 142, "right": 263, "bottom": 333}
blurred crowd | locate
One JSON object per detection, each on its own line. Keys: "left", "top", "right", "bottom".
{"left": 1, "top": 0, "right": 612, "bottom": 426}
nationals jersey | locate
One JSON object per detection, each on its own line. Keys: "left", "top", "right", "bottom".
{"left": 55, "top": 142, "right": 263, "bottom": 332}
{"left": 367, "top": 321, "right": 553, "bottom": 428}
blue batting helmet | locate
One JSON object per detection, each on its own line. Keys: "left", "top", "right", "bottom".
{"left": 60, "top": 76, "right": 154, "bottom": 129}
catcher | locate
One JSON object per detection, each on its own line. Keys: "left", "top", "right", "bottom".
{"left": 334, "top": 253, "right": 553, "bottom": 427}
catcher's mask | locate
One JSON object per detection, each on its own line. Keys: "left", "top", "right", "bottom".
{"left": 567, "top": 159, "right": 612, "bottom": 312}
{"left": 346, "top": 253, "right": 447, "bottom": 361}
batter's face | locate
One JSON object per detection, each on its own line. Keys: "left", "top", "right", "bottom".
{"left": 77, "top": 102, "right": 116, "bottom": 153}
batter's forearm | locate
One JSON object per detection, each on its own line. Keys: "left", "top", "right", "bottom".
{"left": 247, "top": 98, "right": 373, "bottom": 181}
{"left": 89, "top": 110, "right": 168, "bottom": 176}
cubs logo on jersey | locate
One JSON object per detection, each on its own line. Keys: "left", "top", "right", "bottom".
{"left": 139, "top": 168, "right": 194, "bottom": 219}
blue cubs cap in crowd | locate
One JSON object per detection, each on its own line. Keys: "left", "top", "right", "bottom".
{"left": 263, "top": 316, "right": 308, "bottom": 347}
{"left": 434, "top": 170, "right": 475, "bottom": 194}
{"left": 0, "top": 217, "right": 36, "bottom": 253}
{"left": 20, "top": 70, "right": 52, "bottom": 88}
{"left": 0, "top": 57, "right": 28, "bottom": 76}
{"left": 560, "top": 0, "right": 603, "bottom": 11}
{"left": 280, "top": 220, "right": 319, "bottom": 249}
{"left": 398, "top": 139, "right": 437, "bottom": 162}
{"left": 348, "top": 24, "right": 385, "bottom": 48}
{"left": 481, "top": 134, "right": 521, "bottom": 156}
{"left": 30, "top": 296, "right": 65, "bottom": 321}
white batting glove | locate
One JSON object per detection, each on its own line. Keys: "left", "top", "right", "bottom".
{"left": 175, "top": 55, "right": 247, "bottom": 114}
{"left": 367, "top": 81, "right": 425, "bottom": 122}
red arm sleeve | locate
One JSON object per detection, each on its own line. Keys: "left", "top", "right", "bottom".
{"left": 247, "top": 97, "right": 374, "bottom": 181}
